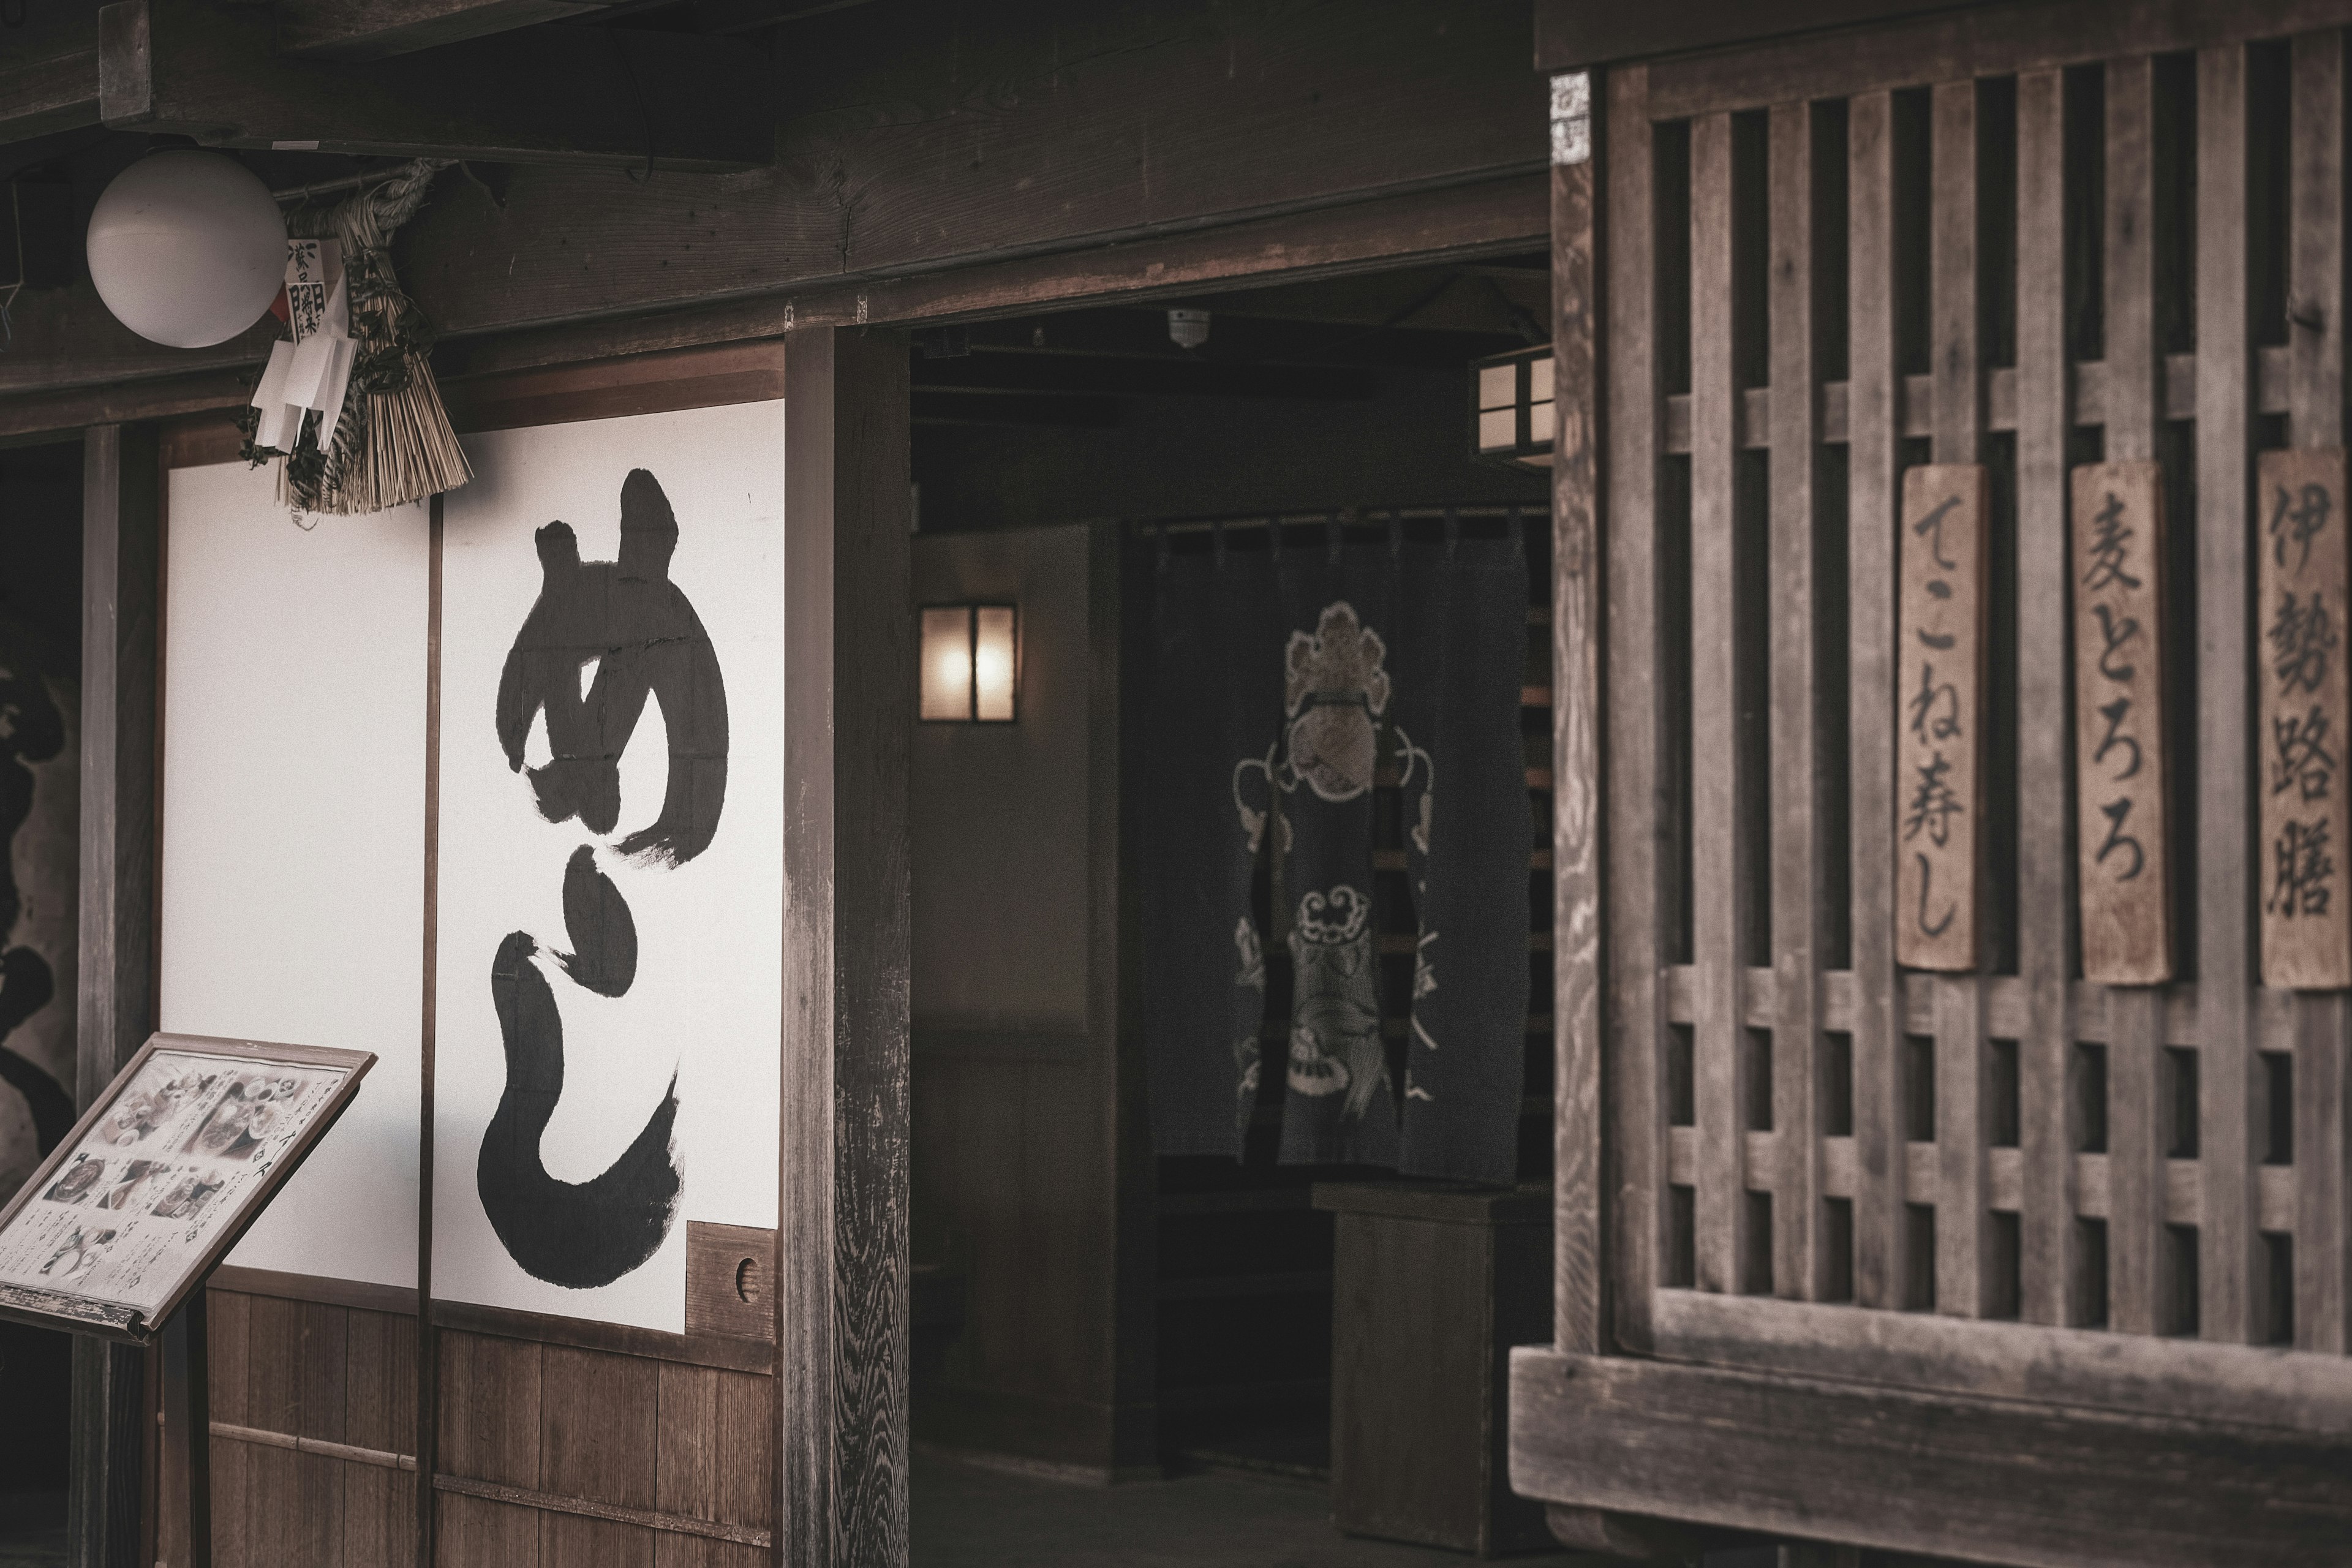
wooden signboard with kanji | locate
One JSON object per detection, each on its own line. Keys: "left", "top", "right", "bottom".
{"left": 1895, "top": 464, "right": 1988, "bottom": 971}
{"left": 2068, "top": 462, "right": 2172, "bottom": 983}
{"left": 2258, "top": 447, "right": 2351, "bottom": 989}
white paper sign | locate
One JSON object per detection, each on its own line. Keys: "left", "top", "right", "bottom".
{"left": 431, "top": 402, "right": 786, "bottom": 1332}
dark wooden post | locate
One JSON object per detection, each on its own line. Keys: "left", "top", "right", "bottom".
{"left": 72, "top": 422, "right": 160, "bottom": 1568}
{"left": 157, "top": 1292, "right": 210, "bottom": 1568}
{"left": 780, "top": 327, "right": 913, "bottom": 1568}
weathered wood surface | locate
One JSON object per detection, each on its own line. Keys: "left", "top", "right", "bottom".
{"left": 375, "top": 1, "right": 1544, "bottom": 337}
{"left": 2012, "top": 66, "right": 2081, "bottom": 1327}
{"left": 1531, "top": 0, "right": 1973, "bottom": 71}
{"left": 274, "top": 0, "right": 614, "bottom": 59}
{"left": 1602, "top": 64, "right": 1664, "bottom": 1352}
{"left": 71, "top": 422, "right": 159, "bottom": 1568}
{"left": 1508, "top": 1349, "right": 2352, "bottom": 1568}
{"left": 0, "top": 1, "right": 103, "bottom": 143}
{"left": 2286, "top": 26, "right": 2352, "bottom": 1360}
{"left": 685, "top": 1223, "right": 780, "bottom": 1344}
{"left": 1893, "top": 465, "right": 1987, "bottom": 974}
{"left": 1551, "top": 70, "right": 1605, "bottom": 1354}
{"left": 1766, "top": 98, "right": 1826, "bottom": 1305}
{"left": 2196, "top": 41, "right": 2262, "bottom": 1349}
{"left": 1645, "top": 1286, "right": 2352, "bottom": 1438}
{"left": 2068, "top": 462, "right": 2172, "bottom": 985}
{"left": 1845, "top": 88, "right": 1904, "bottom": 1313}
{"left": 2258, "top": 446, "right": 2352, "bottom": 990}
{"left": 1687, "top": 110, "right": 1748, "bottom": 1297}
{"left": 1643, "top": 0, "right": 2352, "bottom": 118}
{"left": 782, "top": 328, "right": 912, "bottom": 1568}
{"left": 100, "top": 0, "right": 772, "bottom": 170}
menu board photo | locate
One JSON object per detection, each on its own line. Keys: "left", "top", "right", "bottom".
{"left": 0, "top": 1033, "right": 373, "bottom": 1341}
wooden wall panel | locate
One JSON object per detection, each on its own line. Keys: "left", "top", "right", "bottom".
{"left": 341, "top": 1309, "right": 418, "bottom": 1568}
{"left": 438, "top": 1332, "right": 543, "bottom": 1564}
{"left": 539, "top": 1348, "right": 661, "bottom": 1568}
{"left": 206, "top": 1291, "right": 252, "bottom": 1568}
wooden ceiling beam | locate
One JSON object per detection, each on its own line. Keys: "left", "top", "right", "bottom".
{"left": 99, "top": 0, "right": 773, "bottom": 170}
{"left": 274, "top": 0, "right": 618, "bottom": 61}
{"left": 0, "top": 2, "right": 108, "bottom": 145}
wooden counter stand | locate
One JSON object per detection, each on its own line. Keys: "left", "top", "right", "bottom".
{"left": 2257, "top": 447, "right": 2352, "bottom": 989}
{"left": 2067, "top": 462, "right": 2173, "bottom": 984}
{"left": 1315, "top": 1182, "right": 1552, "bottom": 1557}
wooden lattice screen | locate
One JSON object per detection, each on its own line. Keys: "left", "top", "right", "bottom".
{"left": 1589, "top": 21, "right": 2352, "bottom": 1441}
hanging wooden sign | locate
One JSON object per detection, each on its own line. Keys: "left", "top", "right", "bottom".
{"left": 1895, "top": 464, "right": 1988, "bottom": 971}
{"left": 2258, "top": 447, "right": 2352, "bottom": 989}
{"left": 2068, "top": 462, "right": 2172, "bottom": 983}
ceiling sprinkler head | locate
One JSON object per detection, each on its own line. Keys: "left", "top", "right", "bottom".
{"left": 1167, "top": 308, "right": 1211, "bottom": 350}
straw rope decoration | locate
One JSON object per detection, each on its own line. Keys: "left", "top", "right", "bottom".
{"left": 245, "top": 158, "right": 472, "bottom": 514}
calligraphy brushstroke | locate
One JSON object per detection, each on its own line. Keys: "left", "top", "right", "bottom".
{"left": 1894, "top": 465, "right": 1989, "bottom": 971}
{"left": 2067, "top": 462, "right": 2172, "bottom": 984}
{"left": 2257, "top": 447, "right": 2352, "bottom": 988}
{"left": 0, "top": 631, "right": 75, "bottom": 1164}
{"left": 477, "top": 468, "right": 726, "bottom": 1289}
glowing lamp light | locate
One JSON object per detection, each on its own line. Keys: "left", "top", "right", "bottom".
{"left": 86, "top": 149, "right": 285, "bottom": 349}
{"left": 1470, "top": 344, "right": 1556, "bottom": 470}
{"left": 919, "top": 603, "right": 1017, "bottom": 723}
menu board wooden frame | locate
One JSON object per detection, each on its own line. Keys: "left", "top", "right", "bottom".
{"left": 0, "top": 1031, "right": 375, "bottom": 1344}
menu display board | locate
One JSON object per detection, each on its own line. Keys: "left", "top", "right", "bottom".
{"left": 0, "top": 1034, "right": 372, "bottom": 1341}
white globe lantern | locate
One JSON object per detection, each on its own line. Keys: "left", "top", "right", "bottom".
{"left": 86, "top": 149, "right": 284, "bottom": 349}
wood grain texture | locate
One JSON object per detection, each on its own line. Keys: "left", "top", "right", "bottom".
{"left": 1508, "top": 1348, "right": 2352, "bottom": 1567}
{"left": 1894, "top": 465, "right": 1988, "bottom": 973}
{"left": 2107, "top": 986, "right": 2169, "bottom": 1335}
{"left": 2068, "top": 462, "right": 2173, "bottom": 983}
{"left": 1688, "top": 111, "right": 1749, "bottom": 1298}
{"left": 781, "top": 328, "right": 913, "bottom": 1568}
{"left": 1645, "top": 1285, "right": 2352, "bottom": 1436}
{"left": 684, "top": 1224, "right": 779, "bottom": 1344}
{"left": 341, "top": 1309, "right": 417, "bottom": 1568}
{"left": 70, "top": 421, "right": 160, "bottom": 1568}
{"left": 540, "top": 1346, "right": 660, "bottom": 1568}
{"left": 1602, "top": 65, "right": 1665, "bottom": 1351}
{"left": 206, "top": 1290, "right": 251, "bottom": 1568}
{"left": 274, "top": 0, "right": 612, "bottom": 59}
{"left": 2287, "top": 25, "right": 2352, "bottom": 1358}
{"left": 1766, "top": 98, "right": 1826, "bottom": 1303}
{"left": 1551, "top": 77, "right": 1606, "bottom": 1352}
{"left": 2012, "top": 66, "right": 2081, "bottom": 1327}
{"left": 2195, "top": 42, "right": 2262, "bottom": 1348}
{"left": 1644, "top": 0, "right": 2352, "bottom": 119}
{"left": 104, "top": 0, "right": 771, "bottom": 170}
{"left": 436, "top": 1332, "right": 543, "bottom": 1566}
{"left": 1846, "top": 89, "right": 1905, "bottom": 1312}
{"left": 296, "top": 1303, "right": 351, "bottom": 1566}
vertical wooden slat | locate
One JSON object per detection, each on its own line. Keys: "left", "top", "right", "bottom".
{"left": 1553, "top": 66, "right": 1607, "bottom": 1353}
{"left": 2014, "top": 67, "right": 2081, "bottom": 1327}
{"left": 72, "top": 421, "right": 160, "bottom": 1568}
{"left": 1928, "top": 78, "right": 1994, "bottom": 1319}
{"left": 243, "top": 1297, "right": 303, "bottom": 1568}
{"left": 206, "top": 1291, "right": 251, "bottom": 1568}
{"left": 2287, "top": 26, "right": 2351, "bottom": 1355}
{"left": 1604, "top": 65, "right": 1665, "bottom": 1349}
{"left": 2103, "top": 55, "right": 2169, "bottom": 1336}
{"left": 1847, "top": 89, "right": 1905, "bottom": 1311}
{"left": 296, "top": 1303, "right": 350, "bottom": 1566}
{"left": 2196, "top": 40, "right": 2263, "bottom": 1346}
{"left": 1689, "top": 109, "right": 1748, "bottom": 1295}
{"left": 1768, "top": 99, "right": 1826, "bottom": 1302}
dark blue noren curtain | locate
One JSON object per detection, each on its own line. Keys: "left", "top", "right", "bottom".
{"left": 1142, "top": 529, "right": 1532, "bottom": 1185}
{"left": 1386, "top": 535, "right": 1533, "bottom": 1184}
{"left": 1274, "top": 546, "right": 1401, "bottom": 1168}
{"left": 1140, "top": 543, "right": 1285, "bottom": 1158}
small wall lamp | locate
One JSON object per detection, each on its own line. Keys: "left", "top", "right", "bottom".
{"left": 1469, "top": 344, "right": 1556, "bottom": 470}
{"left": 919, "top": 603, "right": 1018, "bottom": 722}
